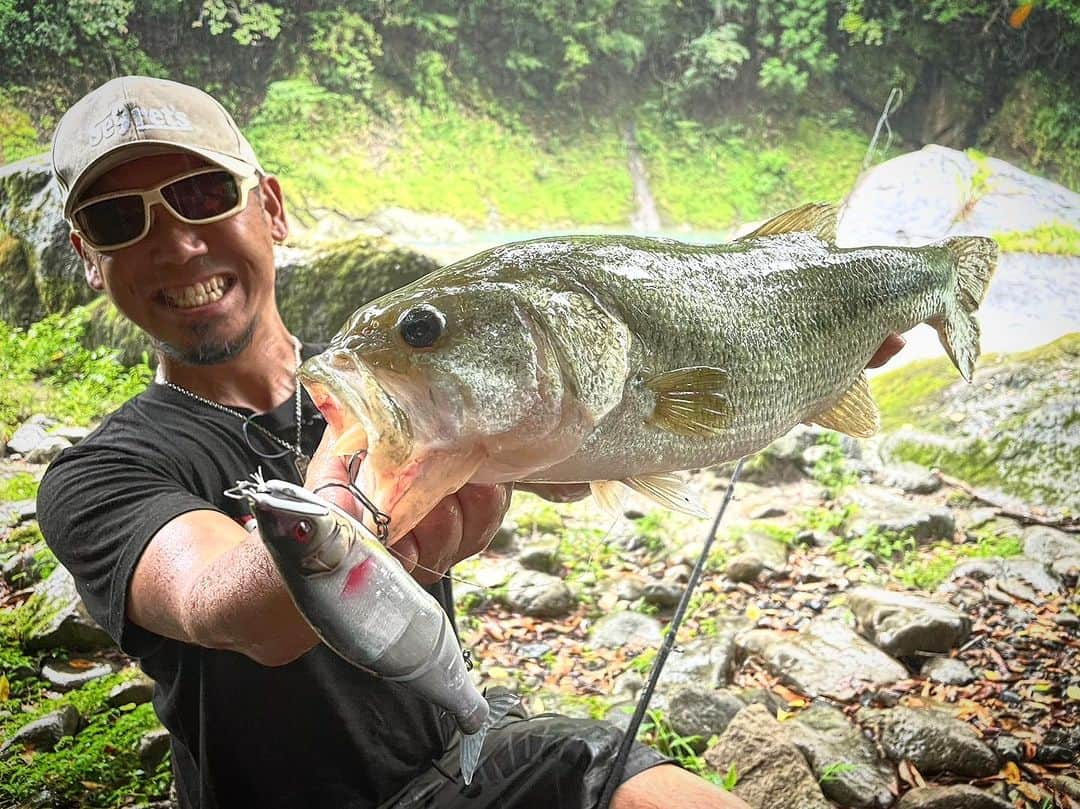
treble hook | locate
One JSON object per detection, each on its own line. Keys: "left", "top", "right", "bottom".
{"left": 314, "top": 450, "right": 392, "bottom": 544}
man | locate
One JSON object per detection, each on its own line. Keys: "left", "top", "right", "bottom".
{"left": 39, "top": 76, "right": 901, "bottom": 809}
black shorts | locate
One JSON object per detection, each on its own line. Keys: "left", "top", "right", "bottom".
{"left": 378, "top": 694, "right": 670, "bottom": 809}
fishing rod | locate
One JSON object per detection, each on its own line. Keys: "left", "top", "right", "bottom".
{"left": 596, "top": 457, "right": 745, "bottom": 809}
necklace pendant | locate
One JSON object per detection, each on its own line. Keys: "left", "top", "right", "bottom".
{"left": 294, "top": 453, "right": 310, "bottom": 481}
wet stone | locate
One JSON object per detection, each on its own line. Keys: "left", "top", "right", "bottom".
{"left": 0, "top": 499, "right": 37, "bottom": 526}
{"left": 0, "top": 705, "right": 80, "bottom": 755}
{"left": 1001, "top": 557, "right": 1062, "bottom": 594}
{"left": 921, "top": 656, "right": 976, "bottom": 685}
{"left": 588, "top": 611, "right": 663, "bottom": 649}
{"left": 516, "top": 542, "right": 561, "bottom": 574}
{"left": 614, "top": 577, "right": 644, "bottom": 601}
{"left": 6, "top": 415, "right": 56, "bottom": 456}
{"left": 641, "top": 580, "right": 683, "bottom": 608}
{"left": 895, "top": 785, "right": 1010, "bottom": 809}
{"left": 516, "top": 643, "right": 551, "bottom": 660}
{"left": 725, "top": 554, "right": 765, "bottom": 583}
{"left": 41, "top": 658, "right": 116, "bottom": 690}
{"left": 138, "top": 727, "right": 171, "bottom": 770}
{"left": 107, "top": 675, "right": 155, "bottom": 708}
{"left": 847, "top": 587, "right": 971, "bottom": 657}
{"left": 1022, "top": 525, "right": 1080, "bottom": 566}
{"left": 844, "top": 486, "right": 956, "bottom": 543}
{"left": 667, "top": 686, "right": 746, "bottom": 750}
{"left": 503, "top": 570, "right": 575, "bottom": 618}
{"left": 486, "top": 523, "right": 516, "bottom": 553}
{"left": 880, "top": 462, "right": 942, "bottom": 494}
{"left": 861, "top": 705, "right": 999, "bottom": 777}
{"left": 741, "top": 530, "right": 789, "bottom": 571}
{"left": 26, "top": 435, "right": 71, "bottom": 464}
{"left": 24, "top": 565, "right": 115, "bottom": 652}
{"left": 990, "top": 734, "right": 1024, "bottom": 763}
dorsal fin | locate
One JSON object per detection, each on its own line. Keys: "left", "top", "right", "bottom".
{"left": 737, "top": 202, "right": 839, "bottom": 243}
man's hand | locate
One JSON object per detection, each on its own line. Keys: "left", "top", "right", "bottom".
{"left": 305, "top": 428, "right": 511, "bottom": 586}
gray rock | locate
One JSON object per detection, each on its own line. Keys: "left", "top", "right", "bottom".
{"left": 895, "top": 785, "right": 1010, "bottom": 809}
{"left": 486, "top": 523, "right": 516, "bottom": 553}
{"left": 736, "top": 619, "right": 907, "bottom": 700}
{"left": 107, "top": 675, "right": 155, "bottom": 709}
{"left": 138, "top": 727, "right": 172, "bottom": 770}
{"left": 862, "top": 705, "right": 999, "bottom": 777}
{"left": 48, "top": 425, "right": 93, "bottom": 444}
{"left": 1050, "top": 775, "right": 1080, "bottom": 800}
{"left": 704, "top": 704, "right": 832, "bottom": 809}
{"left": 641, "top": 580, "right": 683, "bottom": 608}
{"left": 844, "top": 486, "right": 956, "bottom": 543}
{"left": 589, "top": 611, "right": 663, "bottom": 649}
{"left": 750, "top": 506, "right": 786, "bottom": 519}
{"left": 664, "top": 563, "right": 693, "bottom": 583}
{"left": 0, "top": 498, "right": 36, "bottom": 526}
{"left": 7, "top": 414, "right": 56, "bottom": 456}
{"left": 614, "top": 577, "right": 644, "bottom": 601}
{"left": 921, "top": 656, "right": 975, "bottom": 685}
{"left": 1052, "top": 556, "right": 1080, "bottom": 577}
{"left": 1002, "top": 557, "right": 1062, "bottom": 594}
{"left": 1022, "top": 525, "right": 1080, "bottom": 565}
{"left": 726, "top": 554, "right": 765, "bottom": 583}
{"left": 950, "top": 558, "right": 1003, "bottom": 581}
{"left": 41, "top": 658, "right": 115, "bottom": 690}
{"left": 847, "top": 587, "right": 971, "bottom": 657}
{"left": 741, "top": 530, "right": 789, "bottom": 571}
{"left": 2, "top": 544, "right": 41, "bottom": 584}
{"left": 784, "top": 702, "right": 897, "bottom": 809}
{"left": 25, "top": 435, "right": 72, "bottom": 464}
{"left": 838, "top": 145, "right": 1080, "bottom": 248}
{"left": 612, "top": 670, "right": 644, "bottom": 699}
{"left": 516, "top": 541, "right": 561, "bottom": 574}
{"left": 880, "top": 462, "right": 942, "bottom": 494}
{"left": 1054, "top": 611, "right": 1080, "bottom": 628}
{"left": 658, "top": 638, "right": 739, "bottom": 692}
{"left": 23, "top": 565, "right": 114, "bottom": 651}
{"left": 0, "top": 705, "right": 80, "bottom": 756}
{"left": 667, "top": 686, "right": 746, "bottom": 749}
{"left": 990, "top": 734, "right": 1024, "bottom": 762}
{"left": 503, "top": 570, "right": 574, "bottom": 618}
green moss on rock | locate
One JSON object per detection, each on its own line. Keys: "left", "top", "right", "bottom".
{"left": 0, "top": 226, "right": 40, "bottom": 325}
{"left": 875, "top": 335, "right": 1080, "bottom": 511}
{"left": 81, "top": 296, "right": 152, "bottom": 367}
{"left": 276, "top": 236, "right": 438, "bottom": 341}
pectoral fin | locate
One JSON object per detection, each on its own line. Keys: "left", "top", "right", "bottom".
{"left": 737, "top": 202, "right": 839, "bottom": 244}
{"left": 590, "top": 475, "right": 707, "bottom": 519}
{"left": 645, "top": 366, "right": 733, "bottom": 437}
{"left": 810, "top": 374, "right": 880, "bottom": 438}
{"left": 622, "top": 473, "right": 707, "bottom": 518}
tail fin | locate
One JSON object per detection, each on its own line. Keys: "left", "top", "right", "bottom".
{"left": 459, "top": 690, "right": 520, "bottom": 785}
{"left": 933, "top": 236, "right": 998, "bottom": 381}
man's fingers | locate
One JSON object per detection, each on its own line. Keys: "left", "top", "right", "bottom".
{"left": 515, "top": 482, "right": 591, "bottom": 503}
{"left": 405, "top": 495, "right": 464, "bottom": 585}
{"left": 868, "top": 333, "right": 906, "bottom": 368}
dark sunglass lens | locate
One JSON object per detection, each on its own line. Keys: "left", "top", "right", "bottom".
{"left": 75, "top": 196, "right": 146, "bottom": 247}
{"left": 164, "top": 171, "right": 241, "bottom": 220}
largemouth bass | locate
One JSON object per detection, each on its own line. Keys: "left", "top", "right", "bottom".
{"left": 299, "top": 203, "right": 997, "bottom": 542}
{"left": 226, "top": 475, "right": 517, "bottom": 784}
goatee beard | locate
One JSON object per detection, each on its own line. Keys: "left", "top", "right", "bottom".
{"left": 154, "top": 318, "right": 258, "bottom": 366}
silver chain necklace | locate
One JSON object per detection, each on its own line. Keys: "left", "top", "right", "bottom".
{"left": 159, "top": 336, "right": 310, "bottom": 479}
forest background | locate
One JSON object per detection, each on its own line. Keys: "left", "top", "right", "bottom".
{"left": 2, "top": 0, "right": 1078, "bottom": 233}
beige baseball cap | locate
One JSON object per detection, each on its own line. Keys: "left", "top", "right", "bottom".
{"left": 52, "top": 75, "right": 264, "bottom": 217}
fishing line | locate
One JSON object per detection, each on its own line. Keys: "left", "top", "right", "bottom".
{"left": 596, "top": 458, "right": 745, "bottom": 809}
{"left": 863, "top": 86, "right": 903, "bottom": 170}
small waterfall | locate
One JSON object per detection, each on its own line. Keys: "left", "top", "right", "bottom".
{"left": 625, "top": 123, "right": 661, "bottom": 232}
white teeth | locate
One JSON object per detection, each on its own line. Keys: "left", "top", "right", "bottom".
{"left": 165, "top": 276, "right": 229, "bottom": 309}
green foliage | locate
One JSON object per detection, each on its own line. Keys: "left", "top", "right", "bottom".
{"left": 870, "top": 356, "right": 959, "bottom": 432}
{"left": 0, "top": 309, "right": 151, "bottom": 438}
{"left": 833, "top": 526, "right": 916, "bottom": 568}
{"left": 639, "top": 708, "right": 713, "bottom": 776}
{"left": 808, "top": 433, "right": 858, "bottom": 497}
{"left": 196, "top": 0, "right": 281, "bottom": 45}
{"left": 994, "top": 222, "right": 1080, "bottom": 256}
{"left": 819, "top": 760, "right": 858, "bottom": 783}
{"left": 0, "top": 672, "right": 171, "bottom": 807}
{"left": 755, "top": 0, "right": 837, "bottom": 98}
{"left": 718, "top": 762, "right": 739, "bottom": 791}
{"left": 0, "top": 88, "right": 39, "bottom": 163}
{"left": 0, "top": 472, "right": 38, "bottom": 501}
{"left": 894, "top": 529, "right": 1023, "bottom": 590}
{"left": 304, "top": 11, "right": 382, "bottom": 97}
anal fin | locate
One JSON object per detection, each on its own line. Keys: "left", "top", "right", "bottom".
{"left": 810, "top": 373, "right": 880, "bottom": 438}
{"left": 622, "top": 473, "right": 707, "bottom": 518}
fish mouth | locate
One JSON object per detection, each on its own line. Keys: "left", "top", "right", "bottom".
{"left": 299, "top": 350, "right": 484, "bottom": 544}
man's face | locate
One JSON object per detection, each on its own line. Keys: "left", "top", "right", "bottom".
{"left": 71, "top": 152, "right": 288, "bottom": 365}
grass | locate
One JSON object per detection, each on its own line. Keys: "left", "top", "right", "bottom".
{"left": 0, "top": 671, "right": 172, "bottom": 807}
{"left": 0, "top": 308, "right": 152, "bottom": 441}
{"left": 245, "top": 79, "right": 871, "bottom": 231}
{"left": 870, "top": 355, "right": 959, "bottom": 432}
{"left": 0, "top": 472, "right": 38, "bottom": 501}
{"left": 895, "top": 529, "right": 1024, "bottom": 590}
{"left": 807, "top": 433, "right": 858, "bottom": 498}
{"left": 993, "top": 221, "right": 1080, "bottom": 256}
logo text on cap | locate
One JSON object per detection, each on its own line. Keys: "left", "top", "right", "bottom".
{"left": 87, "top": 103, "right": 194, "bottom": 148}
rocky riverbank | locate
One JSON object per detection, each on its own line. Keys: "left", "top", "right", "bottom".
{"left": 2, "top": 388, "right": 1078, "bottom": 807}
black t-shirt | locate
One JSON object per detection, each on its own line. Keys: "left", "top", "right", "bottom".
{"left": 37, "top": 344, "right": 456, "bottom": 809}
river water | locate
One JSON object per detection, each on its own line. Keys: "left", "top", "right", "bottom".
{"left": 399, "top": 231, "right": 1079, "bottom": 373}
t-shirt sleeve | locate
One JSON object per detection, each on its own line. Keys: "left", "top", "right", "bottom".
{"left": 37, "top": 443, "right": 222, "bottom": 658}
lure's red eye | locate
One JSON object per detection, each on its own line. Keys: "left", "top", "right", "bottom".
{"left": 293, "top": 519, "right": 313, "bottom": 543}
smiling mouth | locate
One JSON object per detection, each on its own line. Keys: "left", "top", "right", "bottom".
{"left": 160, "top": 274, "right": 236, "bottom": 309}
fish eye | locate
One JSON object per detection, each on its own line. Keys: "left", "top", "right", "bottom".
{"left": 293, "top": 519, "right": 313, "bottom": 543}
{"left": 396, "top": 305, "right": 445, "bottom": 349}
